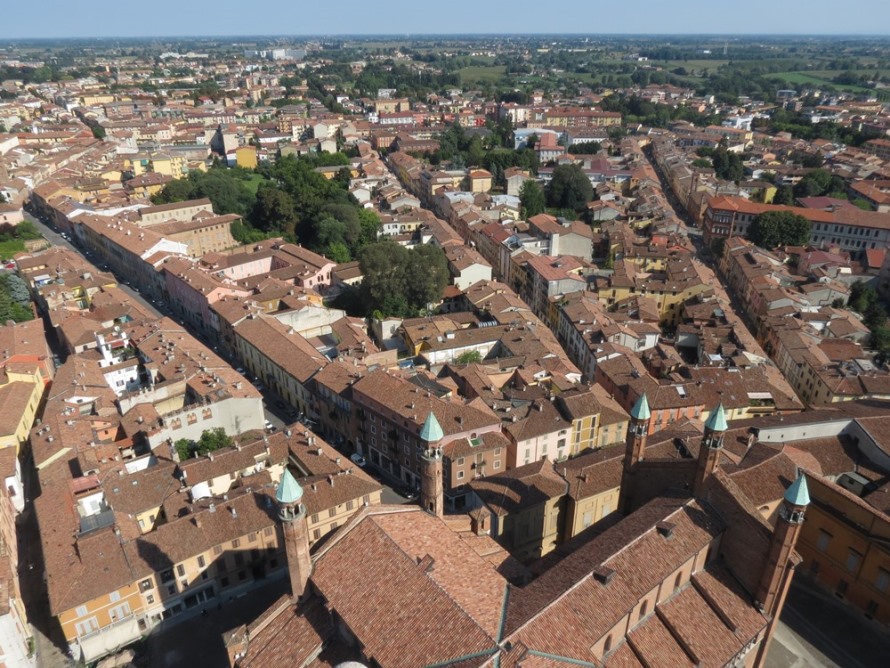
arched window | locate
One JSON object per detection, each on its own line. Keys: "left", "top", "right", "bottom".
{"left": 639, "top": 600, "right": 648, "bottom": 618}
{"left": 604, "top": 635, "right": 612, "bottom": 654}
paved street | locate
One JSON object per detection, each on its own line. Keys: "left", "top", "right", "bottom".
{"left": 766, "top": 576, "right": 890, "bottom": 668}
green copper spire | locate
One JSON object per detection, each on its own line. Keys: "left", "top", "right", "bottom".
{"left": 704, "top": 403, "right": 728, "bottom": 433}
{"left": 630, "top": 393, "right": 651, "bottom": 421}
{"left": 276, "top": 469, "right": 303, "bottom": 505}
{"left": 419, "top": 411, "right": 445, "bottom": 442}
{"left": 785, "top": 473, "right": 810, "bottom": 507}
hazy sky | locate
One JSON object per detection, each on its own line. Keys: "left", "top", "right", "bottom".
{"left": 2, "top": 0, "right": 889, "bottom": 39}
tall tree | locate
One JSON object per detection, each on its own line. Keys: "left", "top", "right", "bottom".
{"left": 520, "top": 180, "right": 546, "bottom": 218}
{"left": 546, "top": 164, "right": 594, "bottom": 210}
{"left": 749, "top": 211, "right": 811, "bottom": 249}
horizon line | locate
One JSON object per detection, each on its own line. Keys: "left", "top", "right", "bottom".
{"left": 3, "top": 31, "right": 890, "bottom": 41}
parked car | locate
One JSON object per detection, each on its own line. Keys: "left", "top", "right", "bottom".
{"left": 264, "top": 419, "right": 274, "bottom": 431}
{"left": 399, "top": 487, "right": 418, "bottom": 501}
{"left": 350, "top": 453, "right": 367, "bottom": 468}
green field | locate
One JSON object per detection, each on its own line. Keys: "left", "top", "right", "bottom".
{"left": 0, "top": 240, "right": 26, "bottom": 258}
{"left": 766, "top": 71, "right": 873, "bottom": 94}
{"left": 457, "top": 65, "right": 506, "bottom": 85}
{"left": 241, "top": 173, "right": 266, "bottom": 195}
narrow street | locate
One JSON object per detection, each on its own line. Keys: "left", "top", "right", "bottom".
{"left": 766, "top": 576, "right": 890, "bottom": 668}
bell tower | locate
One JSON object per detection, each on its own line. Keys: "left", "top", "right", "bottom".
{"left": 419, "top": 411, "right": 445, "bottom": 518}
{"left": 276, "top": 469, "right": 312, "bottom": 599}
{"left": 694, "top": 402, "right": 727, "bottom": 495}
{"left": 756, "top": 473, "right": 810, "bottom": 616}
{"left": 619, "top": 393, "right": 651, "bottom": 514}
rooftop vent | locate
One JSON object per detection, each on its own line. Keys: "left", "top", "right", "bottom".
{"left": 593, "top": 565, "right": 616, "bottom": 585}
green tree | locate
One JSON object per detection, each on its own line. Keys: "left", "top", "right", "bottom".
{"left": 404, "top": 244, "right": 449, "bottom": 313}
{"left": 871, "top": 326, "right": 890, "bottom": 357}
{"left": 91, "top": 125, "right": 106, "bottom": 140}
{"left": 455, "top": 350, "right": 483, "bottom": 364}
{"left": 749, "top": 211, "right": 811, "bottom": 249}
{"left": 175, "top": 428, "right": 233, "bottom": 461}
{"left": 848, "top": 281, "right": 878, "bottom": 314}
{"left": 519, "top": 180, "right": 546, "bottom": 218}
{"left": 546, "top": 164, "right": 594, "bottom": 211}
{"left": 358, "top": 241, "right": 449, "bottom": 317}
{"left": 864, "top": 302, "right": 888, "bottom": 329}
{"left": 251, "top": 186, "right": 298, "bottom": 236}
{"left": 773, "top": 185, "right": 795, "bottom": 206}
{"left": 568, "top": 141, "right": 601, "bottom": 155}
{"left": 793, "top": 169, "right": 834, "bottom": 199}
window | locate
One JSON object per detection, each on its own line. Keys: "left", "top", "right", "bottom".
{"left": 313, "top": 529, "right": 321, "bottom": 540}
{"left": 160, "top": 569, "right": 174, "bottom": 583}
{"left": 347, "top": 500, "right": 354, "bottom": 511}
{"left": 75, "top": 605, "right": 88, "bottom": 618}
{"left": 176, "top": 564, "right": 186, "bottom": 577}
{"left": 264, "top": 526, "right": 274, "bottom": 537}
{"left": 457, "top": 457, "right": 464, "bottom": 466}
{"left": 232, "top": 539, "right": 241, "bottom": 549}
{"left": 109, "top": 602, "right": 131, "bottom": 621}
{"left": 146, "top": 594, "right": 155, "bottom": 605}
{"left": 582, "top": 511, "right": 593, "bottom": 529}
{"left": 603, "top": 634, "right": 612, "bottom": 654}
{"left": 249, "top": 532, "right": 257, "bottom": 542}
{"left": 837, "top": 579, "right": 848, "bottom": 597}
{"left": 109, "top": 591, "right": 121, "bottom": 603}
{"left": 493, "top": 460, "right": 501, "bottom": 469}
{"left": 457, "top": 471, "right": 465, "bottom": 480}
{"left": 330, "top": 522, "right": 338, "bottom": 531}
{"left": 220, "top": 577, "right": 230, "bottom": 588}
{"left": 847, "top": 550, "right": 862, "bottom": 573}
{"left": 167, "top": 585, "right": 176, "bottom": 596}
{"left": 140, "top": 579, "right": 153, "bottom": 592}
{"left": 674, "top": 572, "right": 683, "bottom": 589}
{"left": 75, "top": 617, "right": 99, "bottom": 637}
{"left": 197, "top": 556, "right": 205, "bottom": 568}
{"left": 311, "top": 513, "right": 319, "bottom": 523}
{"left": 816, "top": 530, "right": 832, "bottom": 552}
{"left": 329, "top": 508, "right": 336, "bottom": 518}
{"left": 639, "top": 600, "right": 648, "bottom": 618}
{"left": 213, "top": 545, "right": 222, "bottom": 556}
{"left": 876, "top": 569, "right": 890, "bottom": 593}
